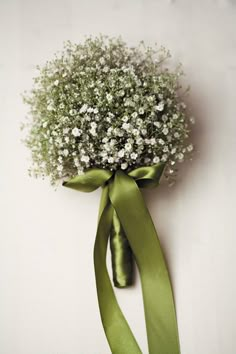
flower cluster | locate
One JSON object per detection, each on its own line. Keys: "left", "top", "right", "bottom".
{"left": 22, "top": 36, "right": 194, "bottom": 185}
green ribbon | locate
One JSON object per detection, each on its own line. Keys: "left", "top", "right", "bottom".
{"left": 63, "top": 163, "right": 180, "bottom": 354}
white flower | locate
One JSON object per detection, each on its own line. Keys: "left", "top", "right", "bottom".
{"left": 99, "top": 57, "right": 105, "bottom": 65}
{"left": 178, "top": 152, "right": 184, "bottom": 160}
{"left": 154, "top": 121, "right": 161, "bottom": 128}
{"left": 131, "top": 112, "right": 138, "bottom": 118}
{"left": 121, "top": 162, "right": 128, "bottom": 170}
{"left": 190, "top": 116, "right": 195, "bottom": 124}
{"left": 89, "top": 128, "right": 97, "bottom": 136}
{"left": 47, "top": 104, "right": 54, "bottom": 111}
{"left": 161, "top": 154, "right": 168, "bottom": 162}
{"left": 122, "top": 122, "right": 130, "bottom": 130}
{"left": 74, "top": 158, "right": 80, "bottom": 167}
{"left": 42, "top": 121, "right": 48, "bottom": 128}
{"left": 122, "top": 116, "right": 129, "bottom": 122}
{"left": 130, "top": 152, "right": 137, "bottom": 160}
{"left": 54, "top": 80, "right": 59, "bottom": 86}
{"left": 153, "top": 156, "right": 160, "bottom": 163}
{"left": 163, "top": 127, "right": 169, "bottom": 135}
{"left": 125, "top": 143, "right": 132, "bottom": 151}
{"left": 159, "top": 139, "right": 165, "bottom": 145}
{"left": 103, "top": 66, "right": 109, "bottom": 73}
{"left": 90, "top": 122, "right": 97, "bottom": 129}
{"left": 136, "top": 137, "right": 143, "bottom": 145}
{"left": 109, "top": 139, "right": 116, "bottom": 147}
{"left": 139, "top": 107, "right": 144, "bottom": 115}
{"left": 150, "top": 138, "right": 156, "bottom": 145}
{"left": 171, "top": 147, "right": 176, "bottom": 154}
{"left": 118, "top": 149, "right": 125, "bottom": 158}
{"left": 141, "top": 129, "right": 147, "bottom": 136}
{"left": 108, "top": 157, "right": 114, "bottom": 163}
{"left": 155, "top": 102, "right": 165, "bottom": 111}
{"left": 81, "top": 155, "right": 90, "bottom": 163}
{"left": 106, "top": 93, "right": 113, "bottom": 102}
{"left": 72, "top": 128, "right": 81, "bottom": 137}
{"left": 69, "top": 109, "right": 76, "bottom": 115}
{"left": 136, "top": 118, "right": 143, "bottom": 126}
{"left": 187, "top": 144, "right": 193, "bottom": 152}
{"left": 79, "top": 104, "right": 88, "bottom": 113}
{"left": 57, "top": 165, "right": 63, "bottom": 171}
{"left": 174, "top": 132, "right": 180, "bottom": 138}
{"left": 132, "top": 129, "right": 139, "bottom": 136}
{"left": 63, "top": 149, "right": 69, "bottom": 157}
{"left": 63, "top": 128, "right": 69, "bottom": 134}
{"left": 65, "top": 136, "right": 69, "bottom": 143}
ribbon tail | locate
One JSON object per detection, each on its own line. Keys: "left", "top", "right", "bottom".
{"left": 110, "top": 209, "right": 134, "bottom": 288}
{"left": 94, "top": 185, "right": 142, "bottom": 354}
{"left": 109, "top": 171, "right": 181, "bottom": 354}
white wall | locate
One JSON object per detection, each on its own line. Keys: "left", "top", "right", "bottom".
{"left": 0, "top": 1, "right": 236, "bottom": 353}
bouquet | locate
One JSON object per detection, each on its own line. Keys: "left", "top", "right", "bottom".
{"left": 23, "top": 36, "right": 194, "bottom": 354}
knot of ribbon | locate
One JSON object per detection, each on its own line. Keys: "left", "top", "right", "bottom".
{"left": 63, "top": 163, "right": 180, "bottom": 354}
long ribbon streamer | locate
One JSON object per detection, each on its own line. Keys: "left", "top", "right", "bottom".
{"left": 63, "top": 164, "right": 180, "bottom": 354}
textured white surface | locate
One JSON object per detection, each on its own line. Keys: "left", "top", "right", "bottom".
{"left": 1, "top": 1, "right": 236, "bottom": 353}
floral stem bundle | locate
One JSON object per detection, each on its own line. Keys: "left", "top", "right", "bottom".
{"left": 23, "top": 36, "right": 194, "bottom": 354}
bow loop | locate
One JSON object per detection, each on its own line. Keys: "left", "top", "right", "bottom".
{"left": 63, "top": 168, "right": 113, "bottom": 192}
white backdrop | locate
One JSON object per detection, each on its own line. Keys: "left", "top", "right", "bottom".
{"left": 1, "top": 1, "right": 236, "bottom": 353}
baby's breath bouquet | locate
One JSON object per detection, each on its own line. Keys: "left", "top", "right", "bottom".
{"left": 23, "top": 36, "right": 194, "bottom": 354}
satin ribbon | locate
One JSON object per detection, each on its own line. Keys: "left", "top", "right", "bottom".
{"left": 63, "top": 163, "right": 180, "bottom": 354}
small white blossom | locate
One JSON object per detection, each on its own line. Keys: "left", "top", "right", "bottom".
{"left": 108, "top": 157, "right": 114, "bottom": 163}
{"left": 154, "top": 121, "right": 161, "bottom": 128}
{"left": 125, "top": 143, "right": 132, "bottom": 151}
{"left": 121, "top": 162, "right": 128, "bottom": 170}
{"left": 153, "top": 156, "right": 160, "bottom": 163}
{"left": 130, "top": 152, "right": 138, "bottom": 160}
{"left": 138, "top": 107, "right": 144, "bottom": 115}
{"left": 106, "top": 93, "right": 113, "bottom": 102}
{"left": 89, "top": 128, "right": 97, "bottom": 136}
{"left": 90, "top": 122, "right": 97, "bottom": 128}
{"left": 163, "top": 127, "right": 169, "bottom": 135}
{"left": 155, "top": 102, "right": 165, "bottom": 111}
{"left": 57, "top": 165, "right": 63, "bottom": 171}
{"left": 79, "top": 104, "right": 88, "bottom": 113}
{"left": 81, "top": 155, "right": 90, "bottom": 163}
{"left": 63, "top": 149, "right": 69, "bottom": 157}
{"left": 122, "top": 122, "right": 130, "bottom": 130}
{"left": 190, "top": 116, "right": 195, "bottom": 124}
{"left": 187, "top": 144, "right": 193, "bottom": 152}
{"left": 162, "top": 154, "right": 168, "bottom": 162}
{"left": 150, "top": 138, "right": 156, "bottom": 145}
{"left": 118, "top": 149, "right": 125, "bottom": 158}
{"left": 72, "top": 127, "right": 82, "bottom": 137}
{"left": 178, "top": 152, "right": 184, "bottom": 160}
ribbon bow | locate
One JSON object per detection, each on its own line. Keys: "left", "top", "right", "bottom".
{"left": 63, "top": 163, "right": 180, "bottom": 354}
